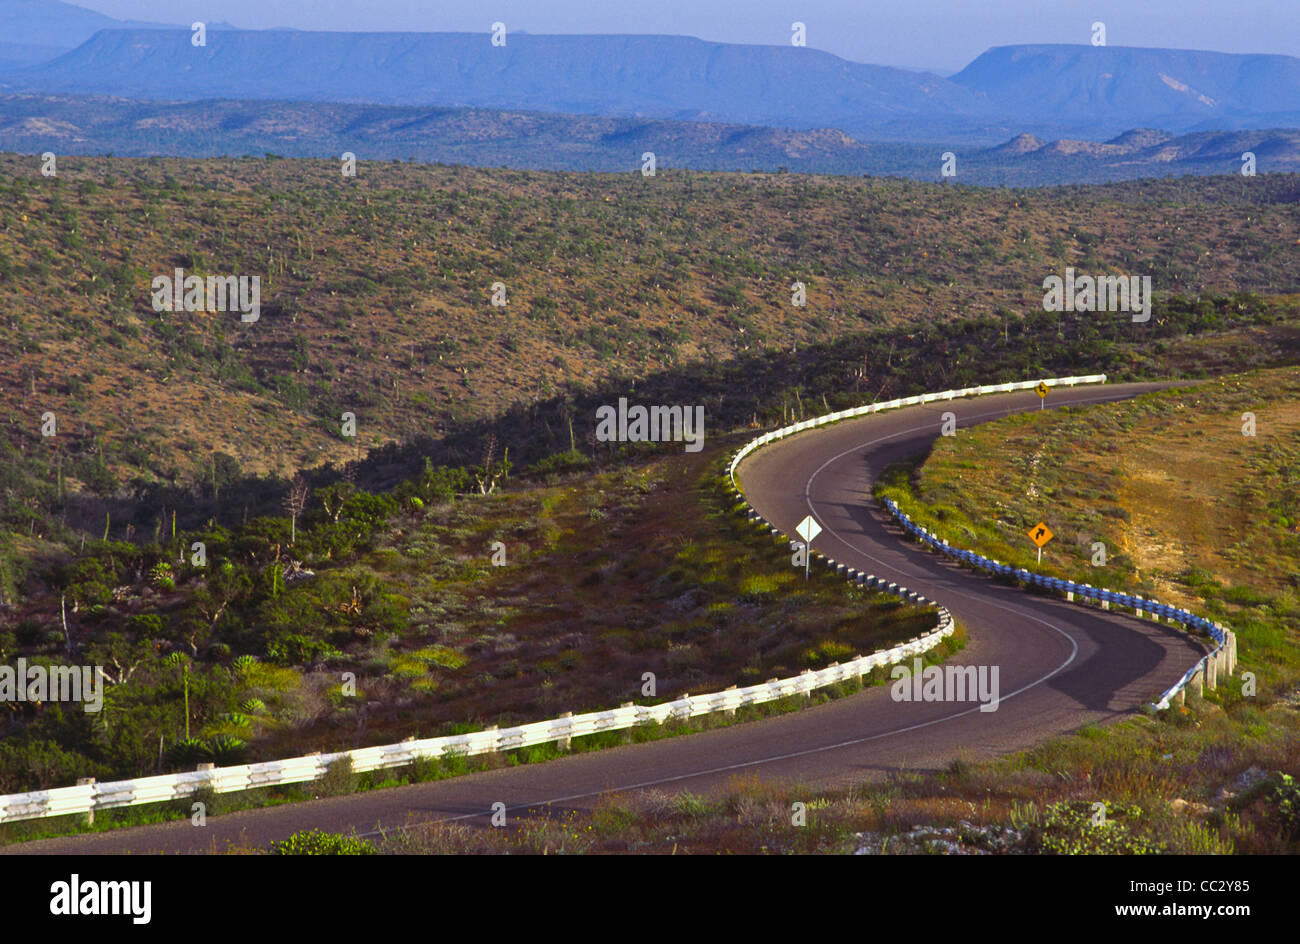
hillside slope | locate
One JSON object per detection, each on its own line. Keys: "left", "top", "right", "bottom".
{"left": 3, "top": 157, "right": 1300, "bottom": 507}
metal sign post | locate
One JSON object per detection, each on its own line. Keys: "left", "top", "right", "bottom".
{"left": 796, "top": 515, "right": 822, "bottom": 581}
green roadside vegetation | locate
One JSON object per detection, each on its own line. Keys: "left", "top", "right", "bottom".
{"left": 0, "top": 443, "right": 952, "bottom": 845}
{"left": 875, "top": 366, "right": 1300, "bottom": 705}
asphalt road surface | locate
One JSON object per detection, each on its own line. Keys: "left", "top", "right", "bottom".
{"left": 8, "top": 381, "right": 1207, "bottom": 854}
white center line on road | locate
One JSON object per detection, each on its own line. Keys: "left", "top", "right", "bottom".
{"left": 801, "top": 391, "right": 1141, "bottom": 580}
{"left": 358, "top": 641, "right": 1086, "bottom": 839}
{"left": 355, "top": 395, "right": 1148, "bottom": 840}
{"left": 789, "top": 392, "right": 1157, "bottom": 722}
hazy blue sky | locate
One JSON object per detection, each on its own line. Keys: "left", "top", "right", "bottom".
{"left": 78, "top": 1, "right": 1300, "bottom": 73}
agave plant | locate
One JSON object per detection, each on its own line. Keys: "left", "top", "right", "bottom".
{"left": 204, "top": 735, "right": 249, "bottom": 765}
{"left": 165, "top": 736, "right": 209, "bottom": 767}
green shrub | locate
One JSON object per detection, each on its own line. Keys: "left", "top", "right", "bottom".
{"left": 316, "top": 756, "right": 359, "bottom": 797}
{"left": 529, "top": 450, "right": 591, "bottom": 480}
{"left": 671, "top": 792, "right": 719, "bottom": 820}
{"left": 1267, "top": 773, "right": 1300, "bottom": 840}
{"left": 1222, "top": 584, "right": 1273, "bottom": 607}
{"left": 737, "top": 573, "right": 784, "bottom": 600}
{"left": 71, "top": 580, "right": 112, "bottom": 608}
{"left": 1022, "top": 801, "right": 1163, "bottom": 855}
{"left": 165, "top": 737, "right": 210, "bottom": 767}
{"left": 126, "top": 613, "right": 165, "bottom": 637}
{"left": 266, "top": 633, "right": 343, "bottom": 667}
{"left": 177, "top": 784, "right": 221, "bottom": 819}
{"left": 268, "top": 829, "right": 375, "bottom": 855}
{"left": 411, "top": 645, "right": 467, "bottom": 669}
{"left": 802, "top": 640, "right": 856, "bottom": 668}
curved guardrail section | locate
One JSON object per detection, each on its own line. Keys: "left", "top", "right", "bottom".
{"left": 724, "top": 377, "right": 1113, "bottom": 668}
{"left": 881, "top": 498, "right": 1236, "bottom": 710}
{"left": 0, "top": 633, "right": 954, "bottom": 823}
{"left": 0, "top": 630, "right": 952, "bottom": 824}
{"left": 724, "top": 370, "right": 1233, "bottom": 711}
{"left": 727, "top": 376, "right": 1108, "bottom": 484}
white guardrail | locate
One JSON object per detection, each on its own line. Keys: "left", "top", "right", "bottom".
{"left": 725, "top": 372, "right": 1234, "bottom": 711}
{"left": 1, "top": 646, "right": 955, "bottom": 827}
{"left": 881, "top": 499, "right": 1237, "bottom": 711}
{"left": 0, "top": 390, "right": 983, "bottom": 826}
{"left": 0, "top": 374, "right": 1220, "bottom": 825}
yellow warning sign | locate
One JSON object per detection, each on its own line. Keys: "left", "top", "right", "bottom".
{"left": 1028, "top": 522, "right": 1054, "bottom": 547}
{"left": 1035, "top": 381, "right": 1050, "bottom": 398}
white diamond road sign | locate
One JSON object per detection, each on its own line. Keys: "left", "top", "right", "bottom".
{"left": 795, "top": 515, "right": 822, "bottom": 581}
{"left": 796, "top": 515, "right": 822, "bottom": 544}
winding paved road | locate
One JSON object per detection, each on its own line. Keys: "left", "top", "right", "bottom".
{"left": 7, "top": 382, "right": 1206, "bottom": 854}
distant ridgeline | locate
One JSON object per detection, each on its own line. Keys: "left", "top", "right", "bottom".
{"left": 2, "top": 29, "right": 1300, "bottom": 180}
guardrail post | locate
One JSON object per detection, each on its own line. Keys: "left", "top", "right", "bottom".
{"left": 1188, "top": 666, "right": 1204, "bottom": 700}
{"left": 76, "top": 778, "right": 95, "bottom": 826}
{"left": 1206, "top": 651, "right": 1218, "bottom": 691}
{"left": 557, "top": 712, "right": 573, "bottom": 751}
{"left": 724, "top": 685, "right": 737, "bottom": 717}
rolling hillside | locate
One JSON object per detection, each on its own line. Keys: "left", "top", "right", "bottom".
{"left": 4, "top": 156, "right": 1300, "bottom": 506}
{"left": 8, "top": 95, "right": 1300, "bottom": 183}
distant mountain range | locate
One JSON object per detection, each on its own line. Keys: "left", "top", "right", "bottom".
{"left": 2, "top": 28, "right": 987, "bottom": 140}
{"left": 1, "top": 8, "right": 1300, "bottom": 143}
{"left": 0, "top": 0, "right": 176, "bottom": 69}
{"left": 951, "top": 44, "right": 1300, "bottom": 131}
{"left": 2, "top": 0, "right": 1300, "bottom": 179}
{"left": 4, "top": 92, "right": 1299, "bottom": 185}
